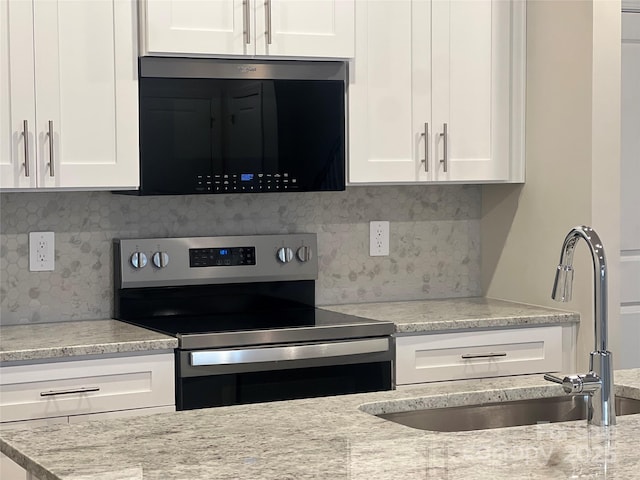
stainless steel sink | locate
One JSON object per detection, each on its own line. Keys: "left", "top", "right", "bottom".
{"left": 376, "top": 395, "right": 640, "bottom": 432}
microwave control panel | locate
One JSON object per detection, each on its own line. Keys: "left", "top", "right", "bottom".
{"left": 196, "top": 173, "right": 299, "bottom": 193}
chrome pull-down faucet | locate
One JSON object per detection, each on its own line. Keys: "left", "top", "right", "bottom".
{"left": 544, "top": 225, "right": 616, "bottom": 426}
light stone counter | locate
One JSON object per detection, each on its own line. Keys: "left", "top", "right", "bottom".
{"left": 321, "top": 297, "right": 579, "bottom": 333}
{"left": 0, "top": 298, "right": 575, "bottom": 363}
{"left": 0, "top": 320, "right": 177, "bottom": 363}
{"left": 1, "top": 370, "right": 640, "bottom": 480}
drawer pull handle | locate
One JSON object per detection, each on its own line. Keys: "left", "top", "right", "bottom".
{"left": 461, "top": 352, "right": 507, "bottom": 359}
{"left": 48, "top": 120, "right": 55, "bottom": 177}
{"left": 40, "top": 386, "right": 100, "bottom": 397}
{"left": 420, "top": 122, "right": 429, "bottom": 172}
{"left": 22, "top": 120, "right": 30, "bottom": 177}
{"left": 265, "top": 0, "right": 272, "bottom": 45}
{"left": 243, "top": 0, "right": 250, "bottom": 44}
{"left": 439, "top": 123, "right": 448, "bottom": 173}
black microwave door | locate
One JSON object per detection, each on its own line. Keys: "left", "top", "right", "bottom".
{"left": 138, "top": 74, "right": 346, "bottom": 195}
{"left": 218, "top": 82, "right": 269, "bottom": 174}
{"left": 139, "top": 97, "right": 213, "bottom": 195}
{"left": 273, "top": 81, "right": 345, "bottom": 191}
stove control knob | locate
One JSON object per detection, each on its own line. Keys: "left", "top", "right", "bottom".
{"left": 152, "top": 251, "right": 170, "bottom": 269}
{"left": 296, "top": 245, "right": 312, "bottom": 263}
{"left": 130, "top": 252, "right": 148, "bottom": 269}
{"left": 276, "top": 247, "right": 294, "bottom": 264}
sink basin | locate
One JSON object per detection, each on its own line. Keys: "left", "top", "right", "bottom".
{"left": 376, "top": 395, "right": 640, "bottom": 432}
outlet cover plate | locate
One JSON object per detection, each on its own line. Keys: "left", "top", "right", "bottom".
{"left": 29, "top": 231, "right": 55, "bottom": 272}
{"left": 369, "top": 221, "right": 389, "bottom": 256}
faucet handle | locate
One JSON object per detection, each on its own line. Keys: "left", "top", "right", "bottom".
{"left": 544, "top": 373, "right": 579, "bottom": 394}
{"left": 561, "top": 375, "right": 588, "bottom": 394}
{"left": 544, "top": 373, "right": 601, "bottom": 394}
{"left": 543, "top": 373, "right": 564, "bottom": 385}
{"left": 544, "top": 373, "right": 574, "bottom": 393}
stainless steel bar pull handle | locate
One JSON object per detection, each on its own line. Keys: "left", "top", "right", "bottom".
{"left": 22, "top": 120, "right": 30, "bottom": 177}
{"left": 439, "top": 123, "right": 448, "bottom": 172}
{"left": 461, "top": 352, "right": 507, "bottom": 359}
{"left": 420, "top": 122, "right": 429, "bottom": 172}
{"left": 265, "top": 0, "right": 272, "bottom": 45}
{"left": 243, "top": 0, "right": 250, "bottom": 44}
{"left": 48, "top": 120, "right": 55, "bottom": 177}
{"left": 191, "top": 338, "right": 389, "bottom": 366}
{"left": 40, "top": 386, "right": 100, "bottom": 397}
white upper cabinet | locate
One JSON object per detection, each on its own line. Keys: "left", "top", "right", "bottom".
{"left": 348, "top": 1, "right": 428, "bottom": 183}
{"left": 139, "top": 0, "right": 355, "bottom": 58}
{"left": 1, "top": 0, "right": 37, "bottom": 189}
{"left": 140, "top": 0, "right": 247, "bottom": 56}
{"left": 1, "top": 0, "right": 139, "bottom": 191}
{"left": 349, "top": 0, "right": 525, "bottom": 184}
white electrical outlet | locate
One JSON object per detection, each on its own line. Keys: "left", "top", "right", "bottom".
{"left": 29, "top": 232, "right": 55, "bottom": 272}
{"left": 369, "top": 221, "right": 390, "bottom": 256}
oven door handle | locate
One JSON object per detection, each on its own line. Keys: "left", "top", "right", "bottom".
{"left": 190, "top": 338, "right": 390, "bottom": 366}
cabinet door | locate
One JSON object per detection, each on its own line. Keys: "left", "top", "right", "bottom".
{"left": 431, "top": 0, "right": 511, "bottom": 181}
{"left": 0, "top": 451, "right": 28, "bottom": 480}
{"left": 348, "top": 0, "right": 430, "bottom": 183}
{"left": 1, "top": 417, "right": 67, "bottom": 480}
{"left": 32, "top": 0, "right": 138, "bottom": 189}
{"left": 621, "top": 11, "right": 640, "bottom": 254}
{"left": 620, "top": 10, "right": 640, "bottom": 369}
{"left": 1, "top": 0, "right": 37, "bottom": 189}
{"left": 255, "top": 0, "right": 354, "bottom": 58}
{"left": 140, "top": 0, "right": 248, "bottom": 56}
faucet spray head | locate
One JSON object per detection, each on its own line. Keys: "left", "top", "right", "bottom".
{"left": 552, "top": 264, "right": 574, "bottom": 302}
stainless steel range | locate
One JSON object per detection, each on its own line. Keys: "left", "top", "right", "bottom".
{"left": 113, "top": 233, "right": 394, "bottom": 410}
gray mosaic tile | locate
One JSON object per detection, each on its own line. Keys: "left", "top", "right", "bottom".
{"left": 0, "top": 186, "right": 481, "bottom": 324}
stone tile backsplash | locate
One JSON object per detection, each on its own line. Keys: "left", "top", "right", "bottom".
{"left": 0, "top": 186, "right": 481, "bottom": 325}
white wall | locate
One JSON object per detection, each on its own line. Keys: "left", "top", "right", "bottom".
{"left": 481, "top": 0, "right": 622, "bottom": 371}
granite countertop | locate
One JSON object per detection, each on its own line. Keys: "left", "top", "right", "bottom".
{"left": 0, "top": 298, "right": 577, "bottom": 364}
{"left": 321, "top": 297, "right": 579, "bottom": 333}
{"left": 2, "top": 369, "right": 639, "bottom": 480}
{"left": 0, "top": 320, "right": 178, "bottom": 363}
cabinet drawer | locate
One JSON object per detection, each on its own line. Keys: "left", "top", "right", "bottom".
{"left": 396, "top": 326, "right": 563, "bottom": 385}
{"left": 0, "top": 353, "right": 174, "bottom": 423}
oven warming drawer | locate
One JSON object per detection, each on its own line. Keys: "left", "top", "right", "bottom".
{"left": 190, "top": 338, "right": 390, "bottom": 366}
{"left": 176, "top": 337, "right": 394, "bottom": 410}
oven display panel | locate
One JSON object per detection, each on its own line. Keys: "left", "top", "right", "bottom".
{"left": 189, "top": 247, "right": 256, "bottom": 267}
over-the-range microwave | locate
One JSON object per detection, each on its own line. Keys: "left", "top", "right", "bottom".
{"left": 135, "top": 57, "right": 346, "bottom": 195}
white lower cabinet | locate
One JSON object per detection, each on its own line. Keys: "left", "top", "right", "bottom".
{"left": 395, "top": 326, "right": 570, "bottom": 385}
{"left": 1, "top": 417, "right": 68, "bottom": 480}
{"left": 0, "top": 352, "right": 175, "bottom": 480}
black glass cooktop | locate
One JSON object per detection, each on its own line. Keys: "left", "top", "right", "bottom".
{"left": 115, "top": 281, "right": 394, "bottom": 349}
{"left": 121, "top": 307, "right": 390, "bottom": 337}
